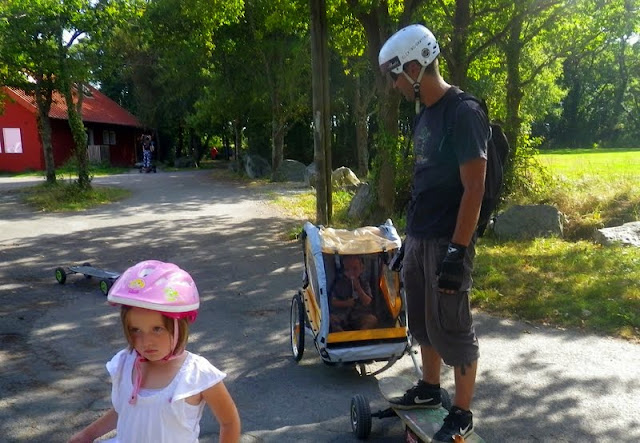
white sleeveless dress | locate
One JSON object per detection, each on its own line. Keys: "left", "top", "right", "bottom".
{"left": 103, "top": 348, "right": 226, "bottom": 442}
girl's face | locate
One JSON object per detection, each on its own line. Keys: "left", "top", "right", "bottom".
{"left": 344, "top": 257, "right": 363, "bottom": 279}
{"left": 126, "top": 307, "right": 173, "bottom": 361}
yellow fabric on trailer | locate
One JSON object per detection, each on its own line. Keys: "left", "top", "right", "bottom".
{"left": 303, "top": 286, "right": 321, "bottom": 334}
{"left": 326, "top": 327, "right": 408, "bottom": 344}
{"left": 318, "top": 226, "right": 401, "bottom": 254}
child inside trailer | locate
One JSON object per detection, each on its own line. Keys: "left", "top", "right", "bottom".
{"left": 329, "top": 255, "right": 378, "bottom": 332}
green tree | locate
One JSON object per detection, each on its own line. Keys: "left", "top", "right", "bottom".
{"left": 0, "top": 1, "right": 65, "bottom": 183}
{"left": 244, "top": 0, "right": 312, "bottom": 175}
{"left": 0, "top": 0, "right": 137, "bottom": 187}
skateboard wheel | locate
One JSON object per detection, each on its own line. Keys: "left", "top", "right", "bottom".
{"left": 99, "top": 279, "right": 112, "bottom": 296}
{"left": 350, "top": 394, "right": 372, "bottom": 439}
{"left": 290, "top": 292, "right": 305, "bottom": 362}
{"left": 55, "top": 267, "right": 67, "bottom": 285}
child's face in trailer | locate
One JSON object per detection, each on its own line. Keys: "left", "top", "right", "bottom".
{"left": 126, "top": 308, "right": 173, "bottom": 361}
{"left": 343, "top": 257, "right": 363, "bottom": 280}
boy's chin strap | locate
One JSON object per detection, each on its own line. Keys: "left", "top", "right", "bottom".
{"left": 130, "top": 317, "right": 182, "bottom": 405}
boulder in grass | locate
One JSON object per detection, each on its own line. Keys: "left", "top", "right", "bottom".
{"left": 304, "top": 163, "right": 317, "bottom": 188}
{"left": 273, "top": 159, "right": 306, "bottom": 182}
{"left": 493, "top": 204, "right": 563, "bottom": 240}
{"left": 244, "top": 154, "right": 271, "bottom": 179}
{"left": 594, "top": 221, "right": 640, "bottom": 247}
{"left": 347, "top": 183, "right": 373, "bottom": 222}
{"left": 332, "top": 166, "right": 361, "bottom": 190}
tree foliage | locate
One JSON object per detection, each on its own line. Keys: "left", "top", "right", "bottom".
{"left": 4, "top": 0, "right": 639, "bottom": 220}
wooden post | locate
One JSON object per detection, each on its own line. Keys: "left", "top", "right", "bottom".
{"left": 310, "top": 0, "right": 332, "bottom": 225}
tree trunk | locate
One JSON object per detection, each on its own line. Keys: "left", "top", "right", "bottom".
{"left": 310, "top": 0, "right": 332, "bottom": 225}
{"left": 448, "top": 0, "right": 471, "bottom": 88}
{"left": 233, "top": 118, "right": 242, "bottom": 169}
{"left": 504, "top": 15, "right": 524, "bottom": 158}
{"left": 271, "top": 118, "right": 285, "bottom": 175}
{"left": 354, "top": 76, "right": 369, "bottom": 178}
{"left": 62, "top": 81, "right": 90, "bottom": 189}
{"left": 34, "top": 79, "right": 56, "bottom": 184}
{"left": 375, "top": 86, "right": 400, "bottom": 219}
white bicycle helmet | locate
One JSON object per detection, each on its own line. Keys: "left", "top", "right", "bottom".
{"left": 379, "top": 24, "right": 440, "bottom": 113}
{"left": 378, "top": 24, "right": 440, "bottom": 75}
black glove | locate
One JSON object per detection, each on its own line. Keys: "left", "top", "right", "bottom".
{"left": 437, "top": 242, "right": 466, "bottom": 291}
{"left": 389, "top": 244, "right": 405, "bottom": 272}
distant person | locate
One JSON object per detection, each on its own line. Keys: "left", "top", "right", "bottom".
{"left": 141, "top": 134, "right": 153, "bottom": 172}
{"left": 330, "top": 255, "right": 378, "bottom": 331}
{"left": 68, "top": 260, "right": 241, "bottom": 443}
{"left": 210, "top": 146, "right": 219, "bottom": 160}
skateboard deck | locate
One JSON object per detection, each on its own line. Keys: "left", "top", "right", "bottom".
{"left": 55, "top": 264, "right": 120, "bottom": 296}
{"left": 69, "top": 265, "right": 120, "bottom": 280}
{"left": 379, "top": 376, "right": 484, "bottom": 443}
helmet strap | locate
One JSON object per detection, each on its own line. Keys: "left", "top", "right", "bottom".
{"left": 413, "top": 64, "right": 427, "bottom": 115}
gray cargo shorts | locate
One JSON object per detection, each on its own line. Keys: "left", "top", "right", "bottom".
{"left": 401, "top": 235, "right": 479, "bottom": 367}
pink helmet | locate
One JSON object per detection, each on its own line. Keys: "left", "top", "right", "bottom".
{"left": 108, "top": 260, "right": 199, "bottom": 322}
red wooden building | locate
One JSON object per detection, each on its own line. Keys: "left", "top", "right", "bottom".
{"left": 0, "top": 85, "right": 144, "bottom": 172}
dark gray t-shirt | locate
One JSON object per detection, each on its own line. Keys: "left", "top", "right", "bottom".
{"left": 407, "top": 87, "right": 490, "bottom": 238}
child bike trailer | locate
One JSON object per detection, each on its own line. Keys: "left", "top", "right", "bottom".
{"left": 289, "top": 220, "right": 411, "bottom": 375}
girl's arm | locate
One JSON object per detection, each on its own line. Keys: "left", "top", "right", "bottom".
{"left": 68, "top": 408, "right": 118, "bottom": 443}
{"left": 202, "top": 381, "right": 241, "bottom": 443}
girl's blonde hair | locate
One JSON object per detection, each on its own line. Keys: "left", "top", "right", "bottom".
{"left": 120, "top": 306, "right": 190, "bottom": 354}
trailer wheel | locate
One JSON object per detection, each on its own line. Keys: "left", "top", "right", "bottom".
{"left": 350, "top": 394, "right": 372, "bottom": 439}
{"left": 290, "top": 292, "right": 305, "bottom": 362}
{"left": 55, "top": 267, "right": 67, "bottom": 285}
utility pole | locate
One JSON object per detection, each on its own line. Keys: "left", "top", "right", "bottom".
{"left": 310, "top": 0, "right": 332, "bottom": 225}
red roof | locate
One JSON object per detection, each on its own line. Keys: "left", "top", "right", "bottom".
{"left": 3, "top": 85, "right": 143, "bottom": 128}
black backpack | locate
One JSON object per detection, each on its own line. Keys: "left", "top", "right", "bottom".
{"left": 444, "top": 91, "right": 511, "bottom": 236}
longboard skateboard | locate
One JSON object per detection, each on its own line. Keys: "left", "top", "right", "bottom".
{"left": 55, "top": 263, "right": 121, "bottom": 296}
{"left": 350, "top": 375, "right": 484, "bottom": 442}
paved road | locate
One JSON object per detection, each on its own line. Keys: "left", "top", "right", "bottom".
{"left": 0, "top": 169, "right": 638, "bottom": 442}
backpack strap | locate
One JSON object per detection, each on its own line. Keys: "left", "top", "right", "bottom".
{"left": 443, "top": 89, "right": 489, "bottom": 139}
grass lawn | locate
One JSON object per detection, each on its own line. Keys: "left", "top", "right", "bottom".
{"left": 20, "top": 181, "right": 131, "bottom": 212}
{"left": 272, "top": 148, "right": 640, "bottom": 341}
{"left": 538, "top": 148, "right": 640, "bottom": 180}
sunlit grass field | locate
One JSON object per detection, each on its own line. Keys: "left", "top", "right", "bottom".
{"left": 272, "top": 148, "right": 640, "bottom": 341}
{"left": 538, "top": 148, "right": 640, "bottom": 180}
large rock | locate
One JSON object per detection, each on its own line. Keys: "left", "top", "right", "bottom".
{"left": 244, "top": 154, "right": 271, "bottom": 179}
{"left": 347, "top": 183, "right": 373, "bottom": 221}
{"left": 305, "top": 164, "right": 361, "bottom": 190}
{"left": 493, "top": 204, "right": 563, "bottom": 240}
{"left": 332, "top": 166, "right": 361, "bottom": 190}
{"left": 273, "top": 159, "right": 306, "bottom": 182}
{"left": 304, "top": 163, "right": 317, "bottom": 188}
{"left": 594, "top": 221, "right": 640, "bottom": 247}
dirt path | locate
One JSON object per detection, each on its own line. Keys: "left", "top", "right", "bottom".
{"left": 0, "top": 169, "right": 638, "bottom": 442}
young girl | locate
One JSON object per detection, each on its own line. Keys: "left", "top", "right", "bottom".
{"left": 69, "top": 260, "right": 241, "bottom": 443}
